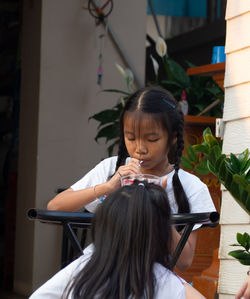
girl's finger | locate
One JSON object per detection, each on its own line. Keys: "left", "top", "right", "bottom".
{"left": 128, "top": 158, "right": 141, "bottom": 167}
{"left": 235, "top": 281, "right": 247, "bottom": 299}
{"left": 118, "top": 164, "right": 141, "bottom": 177}
{"left": 117, "top": 168, "right": 138, "bottom": 178}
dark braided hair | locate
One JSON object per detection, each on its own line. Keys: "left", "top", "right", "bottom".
{"left": 115, "top": 86, "right": 190, "bottom": 216}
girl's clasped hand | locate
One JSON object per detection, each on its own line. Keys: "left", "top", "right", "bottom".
{"left": 109, "top": 158, "right": 142, "bottom": 188}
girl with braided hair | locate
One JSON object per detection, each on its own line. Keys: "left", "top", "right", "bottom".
{"left": 47, "top": 87, "right": 216, "bottom": 270}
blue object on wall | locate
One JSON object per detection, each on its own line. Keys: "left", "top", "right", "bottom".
{"left": 147, "top": 0, "right": 207, "bottom": 18}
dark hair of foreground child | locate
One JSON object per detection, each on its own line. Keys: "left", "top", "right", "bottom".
{"left": 30, "top": 182, "right": 205, "bottom": 299}
{"left": 65, "top": 182, "right": 172, "bottom": 299}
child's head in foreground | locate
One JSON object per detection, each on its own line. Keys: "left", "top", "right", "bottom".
{"left": 66, "top": 182, "right": 172, "bottom": 299}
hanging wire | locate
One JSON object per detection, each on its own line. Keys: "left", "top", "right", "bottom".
{"left": 147, "top": 0, "right": 163, "bottom": 38}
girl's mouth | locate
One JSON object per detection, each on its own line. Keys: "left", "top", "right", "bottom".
{"left": 139, "top": 160, "right": 149, "bottom": 166}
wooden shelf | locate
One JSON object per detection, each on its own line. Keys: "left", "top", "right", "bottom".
{"left": 186, "top": 62, "right": 225, "bottom": 76}
{"left": 184, "top": 115, "right": 216, "bottom": 126}
{"left": 186, "top": 62, "right": 225, "bottom": 90}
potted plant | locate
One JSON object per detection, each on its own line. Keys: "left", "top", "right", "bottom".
{"left": 90, "top": 37, "right": 224, "bottom": 155}
{"left": 149, "top": 37, "right": 224, "bottom": 117}
{"left": 181, "top": 127, "right": 250, "bottom": 265}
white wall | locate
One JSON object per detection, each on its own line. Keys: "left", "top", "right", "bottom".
{"left": 15, "top": 0, "right": 147, "bottom": 295}
{"left": 218, "top": 1, "right": 250, "bottom": 297}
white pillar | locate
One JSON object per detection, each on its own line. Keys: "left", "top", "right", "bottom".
{"left": 218, "top": 1, "right": 250, "bottom": 297}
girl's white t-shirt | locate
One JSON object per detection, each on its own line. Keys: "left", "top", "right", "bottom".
{"left": 29, "top": 252, "right": 186, "bottom": 299}
{"left": 71, "top": 156, "right": 216, "bottom": 220}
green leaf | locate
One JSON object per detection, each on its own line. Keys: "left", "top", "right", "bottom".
{"left": 213, "top": 145, "right": 222, "bottom": 159}
{"left": 233, "top": 174, "right": 250, "bottom": 191}
{"left": 207, "top": 160, "right": 216, "bottom": 175}
{"left": 230, "top": 153, "right": 241, "bottom": 173}
{"left": 225, "top": 159, "right": 236, "bottom": 175}
{"left": 203, "top": 127, "right": 213, "bottom": 139}
{"left": 230, "top": 180, "right": 241, "bottom": 201}
{"left": 181, "top": 156, "right": 193, "bottom": 170}
{"left": 185, "top": 60, "right": 196, "bottom": 68}
{"left": 204, "top": 134, "right": 219, "bottom": 147}
{"left": 95, "top": 123, "right": 119, "bottom": 143}
{"left": 245, "top": 195, "right": 250, "bottom": 213}
{"left": 224, "top": 169, "right": 233, "bottom": 190}
{"left": 242, "top": 158, "right": 250, "bottom": 174}
{"left": 238, "top": 149, "right": 249, "bottom": 165}
{"left": 242, "top": 232, "right": 250, "bottom": 251}
{"left": 240, "top": 190, "right": 248, "bottom": 206}
{"left": 159, "top": 80, "right": 182, "bottom": 88}
{"left": 166, "top": 58, "right": 191, "bottom": 87}
{"left": 102, "top": 89, "right": 131, "bottom": 96}
{"left": 205, "top": 87, "right": 222, "bottom": 96}
{"left": 236, "top": 233, "right": 243, "bottom": 246}
{"left": 192, "top": 144, "right": 209, "bottom": 155}
{"left": 208, "top": 145, "right": 222, "bottom": 165}
{"left": 187, "top": 145, "right": 199, "bottom": 163}
{"left": 246, "top": 169, "right": 250, "bottom": 181}
{"left": 215, "top": 154, "right": 226, "bottom": 173}
{"left": 228, "top": 249, "right": 250, "bottom": 265}
{"left": 89, "top": 109, "right": 120, "bottom": 125}
{"left": 246, "top": 233, "right": 250, "bottom": 250}
{"left": 195, "top": 159, "right": 210, "bottom": 175}
{"left": 218, "top": 160, "right": 228, "bottom": 183}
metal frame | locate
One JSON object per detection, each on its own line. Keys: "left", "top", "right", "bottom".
{"left": 28, "top": 209, "right": 219, "bottom": 268}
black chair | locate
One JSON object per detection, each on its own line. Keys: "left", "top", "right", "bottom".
{"left": 27, "top": 209, "right": 219, "bottom": 269}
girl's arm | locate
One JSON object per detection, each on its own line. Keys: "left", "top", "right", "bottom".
{"left": 47, "top": 183, "right": 113, "bottom": 212}
{"left": 171, "top": 228, "right": 197, "bottom": 271}
{"left": 185, "top": 282, "right": 205, "bottom": 299}
{"left": 47, "top": 158, "right": 141, "bottom": 211}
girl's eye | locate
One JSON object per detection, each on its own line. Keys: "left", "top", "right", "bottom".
{"left": 127, "top": 137, "right": 135, "bottom": 141}
{"left": 148, "top": 139, "right": 159, "bottom": 142}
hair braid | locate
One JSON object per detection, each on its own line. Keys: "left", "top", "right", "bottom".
{"left": 172, "top": 110, "right": 190, "bottom": 216}
{"left": 174, "top": 111, "right": 185, "bottom": 172}
{"left": 115, "top": 139, "right": 128, "bottom": 171}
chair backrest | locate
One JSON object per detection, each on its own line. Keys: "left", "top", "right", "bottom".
{"left": 27, "top": 209, "right": 219, "bottom": 268}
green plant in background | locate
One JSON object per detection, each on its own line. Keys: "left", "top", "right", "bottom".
{"left": 229, "top": 232, "right": 250, "bottom": 266}
{"left": 150, "top": 37, "right": 224, "bottom": 117}
{"left": 90, "top": 37, "right": 224, "bottom": 155}
{"left": 181, "top": 127, "right": 250, "bottom": 266}
{"left": 181, "top": 127, "right": 250, "bottom": 214}
{"left": 89, "top": 64, "right": 134, "bottom": 156}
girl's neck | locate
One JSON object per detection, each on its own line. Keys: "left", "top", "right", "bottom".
{"left": 141, "top": 163, "right": 174, "bottom": 177}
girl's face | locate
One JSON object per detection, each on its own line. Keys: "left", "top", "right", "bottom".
{"left": 123, "top": 112, "right": 170, "bottom": 176}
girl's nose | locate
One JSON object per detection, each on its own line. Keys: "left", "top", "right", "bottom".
{"left": 135, "top": 141, "right": 147, "bottom": 154}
